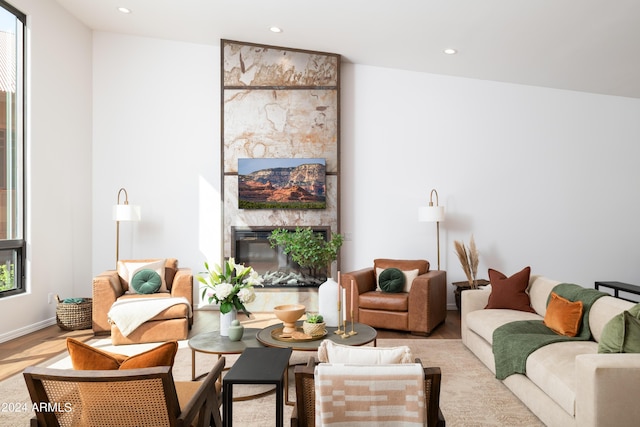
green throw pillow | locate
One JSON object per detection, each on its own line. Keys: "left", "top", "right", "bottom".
{"left": 598, "top": 303, "right": 640, "bottom": 353}
{"left": 378, "top": 268, "right": 405, "bottom": 293}
{"left": 131, "top": 269, "right": 162, "bottom": 294}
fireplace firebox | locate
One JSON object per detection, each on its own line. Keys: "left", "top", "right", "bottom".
{"left": 231, "top": 226, "right": 330, "bottom": 288}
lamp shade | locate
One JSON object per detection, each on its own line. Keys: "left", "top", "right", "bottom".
{"left": 113, "top": 204, "right": 141, "bottom": 222}
{"left": 418, "top": 205, "right": 445, "bottom": 222}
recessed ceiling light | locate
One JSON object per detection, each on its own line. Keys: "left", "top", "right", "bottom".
{"left": 443, "top": 48, "right": 457, "bottom": 55}
{"left": 117, "top": 7, "right": 132, "bottom": 14}
{"left": 269, "top": 26, "right": 283, "bottom": 33}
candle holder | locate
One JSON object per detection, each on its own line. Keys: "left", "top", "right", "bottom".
{"left": 340, "top": 319, "right": 350, "bottom": 339}
{"left": 334, "top": 301, "right": 345, "bottom": 335}
{"left": 348, "top": 310, "right": 358, "bottom": 336}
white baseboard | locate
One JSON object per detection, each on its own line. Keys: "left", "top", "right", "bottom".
{"left": 0, "top": 317, "right": 56, "bottom": 344}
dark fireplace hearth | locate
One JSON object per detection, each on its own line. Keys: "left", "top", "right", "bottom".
{"left": 231, "top": 226, "right": 330, "bottom": 288}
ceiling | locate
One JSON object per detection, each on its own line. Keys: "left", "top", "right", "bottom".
{"left": 55, "top": 0, "right": 640, "bottom": 99}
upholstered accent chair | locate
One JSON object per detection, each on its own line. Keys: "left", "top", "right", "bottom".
{"left": 92, "top": 258, "right": 193, "bottom": 345}
{"left": 341, "top": 259, "right": 447, "bottom": 335}
{"left": 291, "top": 357, "right": 445, "bottom": 427}
{"left": 23, "top": 358, "right": 225, "bottom": 427}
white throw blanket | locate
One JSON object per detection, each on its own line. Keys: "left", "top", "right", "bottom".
{"left": 107, "top": 297, "right": 192, "bottom": 336}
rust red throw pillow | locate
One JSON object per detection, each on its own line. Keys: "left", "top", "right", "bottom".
{"left": 485, "top": 266, "right": 535, "bottom": 312}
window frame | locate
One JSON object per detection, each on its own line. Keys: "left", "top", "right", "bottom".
{"left": 0, "top": 0, "right": 26, "bottom": 298}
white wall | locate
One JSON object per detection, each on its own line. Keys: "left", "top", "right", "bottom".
{"left": 0, "top": 0, "right": 93, "bottom": 341}
{"left": 341, "top": 64, "right": 640, "bottom": 306}
{"left": 91, "top": 33, "right": 221, "bottom": 292}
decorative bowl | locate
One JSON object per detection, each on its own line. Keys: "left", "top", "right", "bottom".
{"left": 274, "top": 304, "right": 305, "bottom": 334}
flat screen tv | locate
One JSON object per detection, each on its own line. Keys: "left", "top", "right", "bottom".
{"left": 238, "top": 158, "right": 326, "bottom": 209}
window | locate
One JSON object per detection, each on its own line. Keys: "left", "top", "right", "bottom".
{"left": 0, "top": 1, "right": 24, "bottom": 297}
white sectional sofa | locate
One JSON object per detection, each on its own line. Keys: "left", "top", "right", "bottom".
{"left": 461, "top": 275, "right": 640, "bottom": 427}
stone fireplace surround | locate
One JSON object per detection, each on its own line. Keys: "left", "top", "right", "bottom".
{"left": 222, "top": 40, "right": 340, "bottom": 313}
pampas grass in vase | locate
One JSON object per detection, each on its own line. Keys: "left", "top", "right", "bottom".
{"left": 454, "top": 235, "right": 479, "bottom": 288}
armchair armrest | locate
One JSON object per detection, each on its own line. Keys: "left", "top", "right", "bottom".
{"left": 342, "top": 268, "right": 376, "bottom": 323}
{"left": 177, "top": 357, "right": 225, "bottom": 427}
{"left": 408, "top": 270, "right": 447, "bottom": 334}
{"left": 342, "top": 267, "right": 376, "bottom": 293}
{"left": 576, "top": 353, "right": 640, "bottom": 427}
{"left": 92, "top": 270, "right": 125, "bottom": 334}
{"left": 170, "top": 268, "right": 193, "bottom": 307}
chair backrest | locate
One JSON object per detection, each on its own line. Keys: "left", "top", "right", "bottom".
{"left": 373, "top": 258, "right": 430, "bottom": 275}
{"left": 24, "top": 358, "right": 224, "bottom": 427}
{"left": 293, "top": 357, "right": 444, "bottom": 427}
{"left": 117, "top": 258, "right": 179, "bottom": 290}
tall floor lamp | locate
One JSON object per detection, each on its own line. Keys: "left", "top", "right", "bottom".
{"left": 418, "top": 189, "right": 445, "bottom": 270}
{"left": 113, "top": 187, "right": 141, "bottom": 264}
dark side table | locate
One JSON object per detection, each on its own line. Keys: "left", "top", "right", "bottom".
{"left": 595, "top": 281, "right": 640, "bottom": 302}
{"left": 452, "top": 279, "right": 490, "bottom": 311}
{"left": 222, "top": 346, "right": 292, "bottom": 427}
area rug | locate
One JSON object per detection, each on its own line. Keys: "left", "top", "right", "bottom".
{"left": 0, "top": 339, "right": 543, "bottom": 426}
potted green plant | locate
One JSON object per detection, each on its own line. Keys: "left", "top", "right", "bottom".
{"left": 268, "top": 227, "right": 344, "bottom": 278}
{"left": 302, "top": 312, "right": 326, "bottom": 336}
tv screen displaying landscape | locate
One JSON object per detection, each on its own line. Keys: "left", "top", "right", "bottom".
{"left": 238, "top": 158, "right": 326, "bottom": 209}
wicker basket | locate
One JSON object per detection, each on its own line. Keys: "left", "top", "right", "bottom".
{"left": 56, "top": 295, "right": 92, "bottom": 330}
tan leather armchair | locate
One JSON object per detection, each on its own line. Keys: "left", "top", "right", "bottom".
{"left": 341, "top": 259, "right": 447, "bottom": 336}
{"left": 92, "top": 258, "right": 193, "bottom": 344}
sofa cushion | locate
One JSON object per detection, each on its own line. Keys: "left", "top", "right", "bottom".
{"left": 598, "top": 303, "right": 640, "bottom": 353}
{"left": 375, "top": 267, "right": 420, "bottom": 292}
{"left": 528, "top": 275, "right": 561, "bottom": 316}
{"left": 118, "top": 259, "right": 168, "bottom": 293}
{"left": 378, "top": 268, "right": 405, "bottom": 293}
{"left": 589, "top": 296, "right": 636, "bottom": 342}
{"left": 131, "top": 269, "right": 163, "bottom": 294}
{"left": 359, "top": 291, "right": 408, "bottom": 312}
{"left": 526, "top": 340, "right": 598, "bottom": 416}
{"left": 115, "top": 293, "right": 190, "bottom": 321}
{"left": 67, "top": 338, "right": 178, "bottom": 370}
{"left": 486, "top": 267, "right": 535, "bottom": 312}
{"left": 317, "top": 339, "right": 413, "bottom": 364}
{"left": 544, "top": 292, "right": 584, "bottom": 337}
{"left": 466, "top": 309, "right": 542, "bottom": 344}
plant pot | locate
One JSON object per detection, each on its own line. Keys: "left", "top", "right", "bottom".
{"left": 302, "top": 321, "right": 326, "bottom": 337}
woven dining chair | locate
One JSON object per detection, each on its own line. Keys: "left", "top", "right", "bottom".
{"left": 291, "top": 357, "right": 445, "bottom": 427}
{"left": 23, "top": 357, "right": 225, "bottom": 427}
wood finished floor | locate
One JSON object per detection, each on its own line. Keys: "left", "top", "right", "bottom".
{"left": 0, "top": 309, "right": 461, "bottom": 382}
